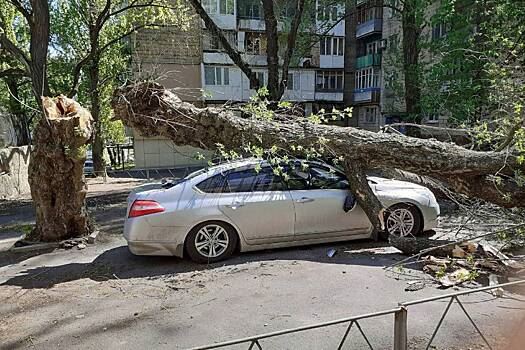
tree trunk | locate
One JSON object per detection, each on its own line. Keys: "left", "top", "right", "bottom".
{"left": 112, "top": 83, "right": 525, "bottom": 228}
{"left": 277, "top": 0, "right": 306, "bottom": 100}
{"left": 402, "top": 0, "right": 421, "bottom": 121}
{"left": 88, "top": 56, "right": 105, "bottom": 176}
{"left": 28, "top": 96, "right": 93, "bottom": 242}
{"left": 88, "top": 1, "right": 105, "bottom": 176}
{"left": 262, "top": 0, "right": 280, "bottom": 101}
{"left": 29, "top": 0, "right": 51, "bottom": 104}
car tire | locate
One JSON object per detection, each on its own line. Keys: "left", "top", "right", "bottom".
{"left": 185, "top": 221, "right": 238, "bottom": 263}
{"left": 383, "top": 203, "right": 422, "bottom": 238}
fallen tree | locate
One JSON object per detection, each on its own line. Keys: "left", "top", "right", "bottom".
{"left": 112, "top": 82, "right": 525, "bottom": 233}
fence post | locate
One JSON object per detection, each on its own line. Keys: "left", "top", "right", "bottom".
{"left": 394, "top": 307, "right": 408, "bottom": 350}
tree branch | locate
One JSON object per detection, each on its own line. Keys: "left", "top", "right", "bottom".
{"left": 0, "top": 33, "right": 31, "bottom": 75}
{"left": 278, "top": 0, "right": 306, "bottom": 98}
{"left": 8, "top": 0, "right": 32, "bottom": 22}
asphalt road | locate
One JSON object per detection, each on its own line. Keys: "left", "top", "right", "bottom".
{"left": 1, "top": 236, "right": 524, "bottom": 350}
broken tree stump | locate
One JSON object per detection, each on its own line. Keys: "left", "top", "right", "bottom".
{"left": 28, "top": 96, "right": 93, "bottom": 242}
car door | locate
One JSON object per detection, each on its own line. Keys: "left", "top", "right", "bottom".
{"left": 289, "top": 164, "right": 371, "bottom": 237}
{"left": 218, "top": 167, "right": 295, "bottom": 243}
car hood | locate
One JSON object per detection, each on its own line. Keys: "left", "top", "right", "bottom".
{"left": 368, "top": 176, "right": 428, "bottom": 192}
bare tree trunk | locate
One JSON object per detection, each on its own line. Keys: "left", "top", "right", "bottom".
{"left": 29, "top": 0, "right": 51, "bottom": 103}
{"left": 28, "top": 96, "right": 93, "bottom": 242}
{"left": 402, "top": 0, "right": 421, "bottom": 121}
{"left": 88, "top": 56, "right": 106, "bottom": 176}
{"left": 112, "top": 83, "right": 525, "bottom": 224}
{"left": 277, "top": 0, "right": 306, "bottom": 99}
{"left": 262, "top": 0, "right": 280, "bottom": 101}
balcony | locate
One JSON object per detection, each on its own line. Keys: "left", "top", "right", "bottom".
{"left": 353, "top": 88, "right": 380, "bottom": 104}
{"left": 356, "top": 19, "right": 382, "bottom": 39}
{"left": 356, "top": 53, "right": 381, "bottom": 69}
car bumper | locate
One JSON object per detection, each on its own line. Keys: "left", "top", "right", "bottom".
{"left": 421, "top": 199, "right": 440, "bottom": 231}
{"left": 124, "top": 217, "right": 186, "bottom": 257}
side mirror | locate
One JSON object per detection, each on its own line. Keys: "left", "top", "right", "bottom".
{"left": 343, "top": 194, "right": 356, "bottom": 212}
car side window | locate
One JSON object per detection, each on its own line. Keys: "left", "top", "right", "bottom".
{"left": 252, "top": 168, "right": 285, "bottom": 192}
{"left": 196, "top": 174, "right": 226, "bottom": 193}
{"left": 284, "top": 165, "right": 309, "bottom": 191}
{"left": 223, "top": 169, "right": 258, "bottom": 193}
{"left": 310, "top": 166, "right": 349, "bottom": 190}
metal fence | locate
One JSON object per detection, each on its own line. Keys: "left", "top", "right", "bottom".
{"left": 188, "top": 279, "right": 525, "bottom": 350}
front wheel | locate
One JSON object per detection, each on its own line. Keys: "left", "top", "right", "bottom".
{"left": 384, "top": 203, "right": 422, "bottom": 238}
{"left": 185, "top": 221, "right": 238, "bottom": 263}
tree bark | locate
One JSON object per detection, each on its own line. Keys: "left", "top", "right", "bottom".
{"left": 401, "top": 0, "right": 421, "bottom": 121}
{"left": 277, "top": 0, "right": 306, "bottom": 99}
{"left": 87, "top": 0, "right": 106, "bottom": 176}
{"left": 262, "top": 0, "right": 280, "bottom": 101}
{"left": 112, "top": 83, "right": 525, "bottom": 227}
{"left": 28, "top": 0, "right": 51, "bottom": 102}
{"left": 28, "top": 96, "right": 93, "bottom": 242}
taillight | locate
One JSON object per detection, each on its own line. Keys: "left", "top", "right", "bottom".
{"left": 129, "top": 200, "right": 165, "bottom": 218}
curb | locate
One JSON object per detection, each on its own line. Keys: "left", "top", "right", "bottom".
{"left": 9, "top": 242, "right": 60, "bottom": 253}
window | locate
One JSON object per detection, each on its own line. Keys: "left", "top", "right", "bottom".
{"left": 202, "top": 0, "right": 217, "bottom": 14}
{"left": 202, "top": 0, "right": 233, "bottom": 15}
{"left": 316, "top": 71, "right": 343, "bottom": 91}
{"left": 363, "top": 106, "right": 379, "bottom": 124}
{"left": 356, "top": 5, "right": 382, "bottom": 25}
{"left": 309, "top": 166, "right": 349, "bottom": 190}
{"left": 426, "top": 114, "right": 439, "bottom": 123}
{"left": 252, "top": 168, "right": 285, "bottom": 191}
{"left": 286, "top": 73, "right": 300, "bottom": 91}
{"left": 320, "top": 37, "right": 344, "bottom": 56}
{"left": 204, "top": 66, "right": 230, "bottom": 85}
{"left": 239, "top": 0, "right": 262, "bottom": 19}
{"left": 366, "top": 41, "right": 379, "bottom": 55}
{"left": 203, "top": 31, "right": 237, "bottom": 51}
{"left": 245, "top": 32, "right": 266, "bottom": 55}
{"left": 196, "top": 174, "right": 226, "bottom": 193}
{"left": 219, "top": 0, "right": 234, "bottom": 15}
{"left": 318, "top": 4, "right": 340, "bottom": 22}
{"left": 432, "top": 23, "right": 448, "bottom": 40}
{"left": 354, "top": 67, "right": 380, "bottom": 90}
{"left": 224, "top": 170, "right": 257, "bottom": 192}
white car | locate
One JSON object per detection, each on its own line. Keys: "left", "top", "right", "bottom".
{"left": 124, "top": 159, "right": 440, "bottom": 263}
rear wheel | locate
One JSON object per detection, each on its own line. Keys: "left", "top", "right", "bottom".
{"left": 185, "top": 221, "right": 238, "bottom": 263}
{"left": 384, "top": 203, "right": 422, "bottom": 238}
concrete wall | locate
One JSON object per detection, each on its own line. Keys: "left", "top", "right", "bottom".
{"left": 0, "top": 146, "right": 30, "bottom": 199}
{"left": 0, "top": 112, "right": 17, "bottom": 148}
{"left": 133, "top": 131, "right": 212, "bottom": 169}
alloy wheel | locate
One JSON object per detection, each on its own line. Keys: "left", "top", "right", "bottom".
{"left": 386, "top": 208, "right": 415, "bottom": 237}
{"left": 194, "top": 224, "right": 230, "bottom": 258}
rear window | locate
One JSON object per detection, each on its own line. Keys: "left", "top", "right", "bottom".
{"left": 196, "top": 174, "right": 226, "bottom": 193}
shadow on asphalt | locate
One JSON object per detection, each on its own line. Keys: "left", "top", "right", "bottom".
{"left": 1, "top": 240, "right": 406, "bottom": 289}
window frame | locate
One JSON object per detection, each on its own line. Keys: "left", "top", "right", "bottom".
{"left": 204, "top": 66, "right": 230, "bottom": 86}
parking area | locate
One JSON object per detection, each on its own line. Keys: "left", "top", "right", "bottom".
{"left": 1, "top": 178, "right": 524, "bottom": 349}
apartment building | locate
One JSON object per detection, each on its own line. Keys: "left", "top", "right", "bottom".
{"left": 130, "top": 0, "right": 347, "bottom": 168}
{"left": 345, "top": 0, "right": 448, "bottom": 131}
{"left": 200, "top": 0, "right": 346, "bottom": 115}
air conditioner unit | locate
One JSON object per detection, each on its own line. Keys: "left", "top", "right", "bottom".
{"left": 379, "top": 39, "right": 387, "bottom": 50}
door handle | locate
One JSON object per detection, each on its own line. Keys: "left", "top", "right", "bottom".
{"left": 226, "top": 201, "right": 245, "bottom": 209}
{"left": 296, "top": 197, "right": 314, "bottom": 203}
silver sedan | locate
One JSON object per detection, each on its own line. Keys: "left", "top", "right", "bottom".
{"left": 124, "top": 159, "right": 440, "bottom": 263}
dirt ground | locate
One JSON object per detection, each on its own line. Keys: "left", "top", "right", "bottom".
{"left": 1, "top": 178, "right": 525, "bottom": 349}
